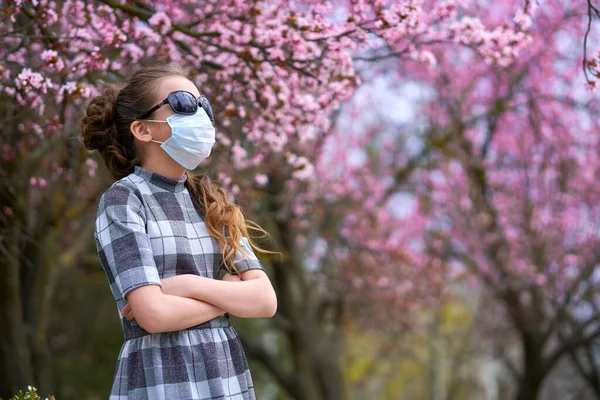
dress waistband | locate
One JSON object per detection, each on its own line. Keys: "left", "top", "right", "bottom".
{"left": 123, "top": 314, "right": 232, "bottom": 340}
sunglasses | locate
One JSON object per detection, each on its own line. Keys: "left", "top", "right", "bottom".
{"left": 136, "top": 90, "right": 215, "bottom": 121}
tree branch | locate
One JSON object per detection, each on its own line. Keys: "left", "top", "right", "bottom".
{"left": 544, "top": 323, "right": 600, "bottom": 376}
{"left": 99, "top": 0, "right": 220, "bottom": 38}
{"left": 583, "top": 0, "right": 600, "bottom": 83}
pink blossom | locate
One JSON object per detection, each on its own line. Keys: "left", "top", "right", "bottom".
{"left": 85, "top": 158, "right": 98, "bottom": 177}
{"left": 59, "top": 82, "right": 78, "bottom": 96}
{"left": 534, "top": 274, "right": 548, "bottom": 286}
{"left": 410, "top": 50, "right": 437, "bottom": 68}
{"left": 231, "top": 141, "right": 248, "bottom": 169}
{"left": 254, "top": 174, "right": 268, "bottom": 187}
{"left": 41, "top": 50, "right": 65, "bottom": 71}
{"left": 377, "top": 277, "right": 390, "bottom": 288}
{"left": 585, "top": 81, "right": 596, "bottom": 92}
{"left": 148, "top": 12, "right": 172, "bottom": 35}
{"left": 15, "top": 68, "right": 54, "bottom": 93}
{"left": 513, "top": 9, "right": 533, "bottom": 31}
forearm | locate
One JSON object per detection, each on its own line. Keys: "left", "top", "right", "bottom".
{"left": 146, "top": 293, "right": 227, "bottom": 333}
{"left": 185, "top": 275, "right": 276, "bottom": 318}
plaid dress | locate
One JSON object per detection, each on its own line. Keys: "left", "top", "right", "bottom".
{"left": 94, "top": 165, "right": 265, "bottom": 400}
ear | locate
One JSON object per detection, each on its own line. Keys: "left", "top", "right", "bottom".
{"left": 130, "top": 120, "right": 153, "bottom": 143}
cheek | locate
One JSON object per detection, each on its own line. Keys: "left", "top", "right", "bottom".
{"left": 152, "top": 123, "right": 172, "bottom": 141}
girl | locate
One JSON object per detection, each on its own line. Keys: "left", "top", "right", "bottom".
{"left": 80, "top": 64, "right": 277, "bottom": 400}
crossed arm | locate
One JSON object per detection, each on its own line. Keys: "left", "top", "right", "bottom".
{"left": 122, "top": 269, "right": 277, "bottom": 334}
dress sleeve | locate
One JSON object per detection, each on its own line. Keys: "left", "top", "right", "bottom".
{"left": 94, "top": 184, "right": 161, "bottom": 300}
{"left": 233, "top": 236, "right": 265, "bottom": 273}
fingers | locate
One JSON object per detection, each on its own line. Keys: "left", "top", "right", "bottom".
{"left": 121, "top": 303, "right": 134, "bottom": 321}
{"left": 222, "top": 272, "right": 242, "bottom": 281}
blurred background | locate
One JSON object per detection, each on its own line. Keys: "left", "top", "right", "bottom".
{"left": 1, "top": 1, "right": 600, "bottom": 399}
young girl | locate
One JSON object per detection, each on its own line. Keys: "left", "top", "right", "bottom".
{"left": 80, "top": 64, "right": 277, "bottom": 400}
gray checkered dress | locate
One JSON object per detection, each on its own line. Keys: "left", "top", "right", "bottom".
{"left": 94, "top": 166, "right": 265, "bottom": 400}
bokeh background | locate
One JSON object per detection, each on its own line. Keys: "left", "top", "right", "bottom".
{"left": 2, "top": 1, "right": 600, "bottom": 399}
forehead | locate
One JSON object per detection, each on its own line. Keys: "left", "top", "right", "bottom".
{"left": 155, "top": 75, "right": 200, "bottom": 100}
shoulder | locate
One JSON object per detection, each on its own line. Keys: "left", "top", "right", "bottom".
{"left": 98, "top": 173, "right": 145, "bottom": 211}
{"left": 94, "top": 174, "right": 149, "bottom": 239}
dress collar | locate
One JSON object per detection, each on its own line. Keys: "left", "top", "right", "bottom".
{"left": 133, "top": 165, "right": 187, "bottom": 192}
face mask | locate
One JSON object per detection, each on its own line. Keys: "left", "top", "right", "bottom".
{"left": 146, "top": 108, "right": 216, "bottom": 170}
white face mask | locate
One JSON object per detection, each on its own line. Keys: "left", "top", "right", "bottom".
{"left": 145, "top": 108, "right": 216, "bottom": 170}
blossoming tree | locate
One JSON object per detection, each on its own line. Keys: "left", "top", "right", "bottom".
{"left": 309, "top": 1, "right": 600, "bottom": 398}
{"left": 1, "top": 0, "right": 535, "bottom": 398}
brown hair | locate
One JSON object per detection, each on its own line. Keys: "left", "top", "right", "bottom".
{"left": 80, "top": 65, "right": 271, "bottom": 274}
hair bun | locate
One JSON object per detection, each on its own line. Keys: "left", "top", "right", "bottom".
{"left": 80, "top": 83, "right": 121, "bottom": 152}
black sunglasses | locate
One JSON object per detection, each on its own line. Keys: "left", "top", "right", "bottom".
{"left": 136, "top": 90, "right": 215, "bottom": 121}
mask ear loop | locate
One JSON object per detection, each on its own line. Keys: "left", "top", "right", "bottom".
{"left": 142, "top": 120, "right": 169, "bottom": 145}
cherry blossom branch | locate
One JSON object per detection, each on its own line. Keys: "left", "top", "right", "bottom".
{"left": 99, "top": 0, "right": 220, "bottom": 38}
{"left": 20, "top": 4, "right": 58, "bottom": 45}
{"left": 583, "top": 0, "right": 600, "bottom": 88}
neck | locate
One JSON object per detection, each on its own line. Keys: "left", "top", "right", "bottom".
{"left": 140, "top": 150, "right": 187, "bottom": 180}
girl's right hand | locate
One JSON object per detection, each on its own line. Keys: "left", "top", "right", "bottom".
{"left": 121, "top": 302, "right": 135, "bottom": 321}
{"left": 221, "top": 272, "right": 242, "bottom": 282}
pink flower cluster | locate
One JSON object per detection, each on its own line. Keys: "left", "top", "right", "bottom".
{"left": 13, "top": 68, "right": 56, "bottom": 114}
{"left": 29, "top": 177, "right": 48, "bottom": 188}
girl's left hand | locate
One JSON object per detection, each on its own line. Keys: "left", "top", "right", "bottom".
{"left": 160, "top": 274, "right": 200, "bottom": 298}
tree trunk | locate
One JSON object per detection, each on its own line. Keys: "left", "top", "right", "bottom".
{"left": 239, "top": 181, "right": 344, "bottom": 399}
{"left": 0, "top": 221, "right": 32, "bottom": 399}
{"left": 274, "top": 212, "right": 343, "bottom": 399}
{"left": 515, "top": 376, "right": 543, "bottom": 400}
{"left": 0, "top": 211, "right": 94, "bottom": 398}
{"left": 262, "top": 238, "right": 344, "bottom": 400}
{"left": 515, "top": 333, "right": 544, "bottom": 400}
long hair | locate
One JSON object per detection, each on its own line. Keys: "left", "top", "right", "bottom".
{"left": 80, "top": 65, "right": 272, "bottom": 274}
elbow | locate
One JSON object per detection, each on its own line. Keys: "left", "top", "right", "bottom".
{"left": 243, "top": 290, "right": 277, "bottom": 318}
{"left": 262, "top": 291, "right": 278, "bottom": 318}
{"left": 134, "top": 307, "right": 163, "bottom": 334}
{"left": 124, "top": 285, "right": 167, "bottom": 334}
{"left": 140, "top": 316, "right": 162, "bottom": 334}
{"left": 266, "top": 302, "right": 277, "bottom": 318}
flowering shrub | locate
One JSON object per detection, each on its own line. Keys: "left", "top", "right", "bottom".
{"left": 0, "top": 386, "right": 54, "bottom": 400}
